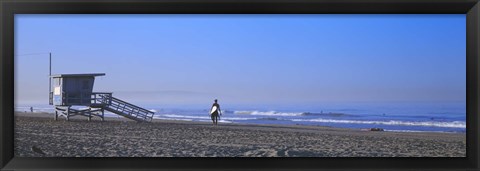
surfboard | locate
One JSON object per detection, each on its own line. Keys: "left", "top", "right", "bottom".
{"left": 210, "top": 106, "right": 218, "bottom": 115}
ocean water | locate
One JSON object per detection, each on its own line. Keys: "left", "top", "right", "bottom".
{"left": 15, "top": 102, "right": 466, "bottom": 133}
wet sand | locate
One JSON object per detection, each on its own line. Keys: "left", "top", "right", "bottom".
{"left": 14, "top": 112, "right": 466, "bottom": 157}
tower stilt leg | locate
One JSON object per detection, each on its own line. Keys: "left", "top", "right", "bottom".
{"left": 88, "top": 108, "right": 91, "bottom": 121}
{"left": 66, "top": 106, "right": 70, "bottom": 121}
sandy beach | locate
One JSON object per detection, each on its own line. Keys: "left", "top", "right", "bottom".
{"left": 14, "top": 112, "right": 466, "bottom": 157}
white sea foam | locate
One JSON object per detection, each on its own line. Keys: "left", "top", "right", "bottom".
{"left": 222, "top": 117, "right": 257, "bottom": 121}
{"left": 291, "top": 118, "right": 466, "bottom": 128}
{"left": 198, "top": 120, "right": 233, "bottom": 123}
{"left": 158, "top": 114, "right": 255, "bottom": 121}
{"left": 234, "top": 110, "right": 304, "bottom": 116}
{"left": 219, "top": 120, "right": 233, "bottom": 123}
{"left": 383, "top": 129, "right": 455, "bottom": 133}
{"left": 155, "top": 117, "right": 232, "bottom": 123}
{"left": 161, "top": 114, "right": 211, "bottom": 120}
{"left": 155, "top": 117, "right": 193, "bottom": 121}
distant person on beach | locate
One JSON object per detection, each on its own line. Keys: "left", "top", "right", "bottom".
{"left": 30, "top": 107, "right": 33, "bottom": 113}
{"left": 210, "top": 99, "right": 222, "bottom": 126}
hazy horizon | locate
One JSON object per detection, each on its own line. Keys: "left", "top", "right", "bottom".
{"left": 15, "top": 14, "right": 466, "bottom": 106}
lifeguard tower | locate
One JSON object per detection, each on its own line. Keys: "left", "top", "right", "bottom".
{"left": 49, "top": 73, "right": 155, "bottom": 122}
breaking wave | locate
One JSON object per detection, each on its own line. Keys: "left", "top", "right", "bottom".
{"left": 234, "top": 110, "right": 304, "bottom": 116}
{"left": 383, "top": 129, "right": 458, "bottom": 133}
{"left": 233, "top": 111, "right": 357, "bottom": 117}
{"left": 302, "top": 112, "right": 357, "bottom": 117}
{"left": 157, "top": 114, "right": 256, "bottom": 121}
{"left": 291, "top": 118, "right": 466, "bottom": 128}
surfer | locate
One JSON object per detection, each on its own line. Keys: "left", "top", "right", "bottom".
{"left": 210, "top": 99, "right": 222, "bottom": 126}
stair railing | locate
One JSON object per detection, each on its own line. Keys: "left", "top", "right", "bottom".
{"left": 97, "top": 94, "right": 155, "bottom": 122}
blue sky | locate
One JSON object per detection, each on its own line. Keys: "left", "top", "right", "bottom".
{"left": 15, "top": 14, "right": 466, "bottom": 106}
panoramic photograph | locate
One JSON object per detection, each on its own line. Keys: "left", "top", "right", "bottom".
{"left": 14, "top": 14, "right": 466, "bottom": 157}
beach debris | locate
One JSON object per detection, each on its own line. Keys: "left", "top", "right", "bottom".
{"left": 369, "top": 128, "right": 384, "bottom": 131}
{"left": 31, "top": 145, "right": 46, "bottom": 155}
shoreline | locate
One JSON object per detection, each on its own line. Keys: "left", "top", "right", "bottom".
{"left": 15, "top": 111, "right": 466, "bottom": 134}
{"left": 15, "top": 112, "right": 466, "bottom": 157}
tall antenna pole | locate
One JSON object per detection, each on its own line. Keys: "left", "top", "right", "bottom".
{"left": 49, "top": 52, "right": 52, "bottom": 93}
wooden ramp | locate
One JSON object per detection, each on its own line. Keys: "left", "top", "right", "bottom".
{"left": 98, "top": 94, "right": 155, "bottom": 122}
{"left": 54, "top": 93, "right": 155, "bottom": 122}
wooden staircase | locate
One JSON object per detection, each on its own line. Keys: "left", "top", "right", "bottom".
{"left": 96, "top": 93, "right": 155, "bottom": 122}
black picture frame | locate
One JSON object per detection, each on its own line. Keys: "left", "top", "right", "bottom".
{"left": 1, "top": 0, "right": 479, "bottom": 170}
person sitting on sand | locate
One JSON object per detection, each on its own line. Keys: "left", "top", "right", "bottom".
{"left": 210, "top": 99, "right": 222, "bottom": 126}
